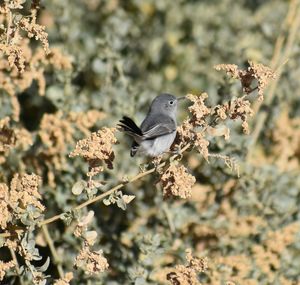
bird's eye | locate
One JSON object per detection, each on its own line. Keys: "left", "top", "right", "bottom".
{"left": 169, "top": 100, "right": 174, "bottom": 105}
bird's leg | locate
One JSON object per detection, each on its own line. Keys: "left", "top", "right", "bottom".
{"left": 139, "top": 157, "right": 153, "bottom": 172}
{"left": 152, "top": 155, "right": 163, "bottom": 167}
{"left": 166, "top": 145, "right": 183, "bottom": 160}
{"left": 139, "top": 163, "right": 149, "bottom": 172}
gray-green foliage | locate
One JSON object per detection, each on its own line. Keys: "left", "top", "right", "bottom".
{"left": 1, "top": 0, "right": 300, "bottom": 284}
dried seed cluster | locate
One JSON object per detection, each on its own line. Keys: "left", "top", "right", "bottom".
{"left": 70, "top": 127, "right": 117, "bottom": 171}
{"left": 74, "top": 246, "right": 109, "bottom": 275}
{"left": 161, "top": 164, "right": 196, "bottom": 199}
{"left": 166, "top": 249, "right": 208, "bottom": 285}
{"left": 215, "top": 61, "right": 276, "bottom": 101}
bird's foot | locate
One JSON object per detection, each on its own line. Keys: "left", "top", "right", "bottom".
{"left": 139, "top": 163, "right": 149, "bottom": 172}
{"left": 169, "top": 145, "right": 183, "bottom": 160}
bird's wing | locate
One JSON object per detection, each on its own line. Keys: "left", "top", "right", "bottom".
{"left": 142, "top": 120, "right": 176, "bottom": 140}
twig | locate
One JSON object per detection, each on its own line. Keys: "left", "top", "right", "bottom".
{"left": 20, "top": 243, "right": 37, "bottom": 280}
{"left": 41, "top": 225, "right": 64, "bottom": 278}
{"left": 0, "top": 144, "right": 190, "bottom": 238}
{"left": 9, "top": 248, "right": 24, "bottom": 285}
{"left": 38, "top": 144, "right": 192, "bottom": 229}
{"left": 162, "top": 203, "right": 175, "bottom": 234}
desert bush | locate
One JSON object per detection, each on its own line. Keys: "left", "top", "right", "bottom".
{"left": 1, "top": 0, "right": 300, "bottom": 284}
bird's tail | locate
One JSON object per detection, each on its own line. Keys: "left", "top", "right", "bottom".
{"left": 117, "top": 116, "right": 143, "bottom": 137}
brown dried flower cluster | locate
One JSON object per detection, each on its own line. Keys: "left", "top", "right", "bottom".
{"left": 37, "top": 110, "right": 105, "bottom": 187}
{"left": 0, "top": 44, "right": 71, "bottom": 119}
{"left": 0, "top": 0, "right": 50, "bottom": 69}
{"left": 0, "top": 44, "right": 26, "bottom": 73}
{"left": 0, "top": 116, "right": 32, "bottom": 164}
{"left": 176, "top": 119, "right": 194, "bottom": 145}
{"left": 214, "top": 61, "right": 276, "bottom": 101}
{"left": 68, "top": 110, "right": 106, "bottom": 136}
{"left": 248, "top": 61, "right": 276, "bottom": 99}
{"left": 53, "top": 272, "right": 74, "bottom": 285}
{"left": 19, "top": 17, "right": 50, "bottom": 54}
{"left": 74, "top": 245, "right": 109, "bottom": 275}
{"left": 0, "top": 173, "right": 44, "bottom": 231}
{"left": 70, "top": 128, "right": 117, "bottom": 177}
{"left": 176, "top": 94, "right": 211, "bottom": 157}
{"left": 170, "top": 63, "right": 273, "bottom": 197}
{"left": 166, "top": 249, "right": 208, "bottom": 285}
{"left": 214, "top": 97, "right": 254, "bottom": 134}
{"left": 186, "top": 93, "right": 211, "bottom": 126}
{"left": 10, "top": 173, "right": 44, "bottom": 212}
{"left": 0, "top": 260, "right": 15, "bottom": 281}
{"left": 194, "top": 132, "right": 210, "bottom": 161}
{"left": 0, "top": 42, "right": 71, "bottom": 120}
{"left": 0, "top": 2, "right": 72, "bottom": 122}
{"left": 0, "top": 183, "right": 12, "bottom": 230}
{"left": 39, "top": 112, "right": 74, "bottom": 161}
{"left": 161, "top": 164, "right": 196, "bottom": 199}
{"left": 0, "top": 117, "right": 16, "bottom": 154}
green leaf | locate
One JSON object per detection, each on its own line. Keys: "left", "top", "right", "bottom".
{"left": 72, "top": 180, "right": 87, "bottom": 195}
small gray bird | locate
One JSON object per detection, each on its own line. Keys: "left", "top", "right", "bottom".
{"left": 118, "top": 93, "right": 183, "bottom": 157}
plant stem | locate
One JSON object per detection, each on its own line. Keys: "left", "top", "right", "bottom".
{"left": 9, "top": 248, "right": 24, "bottom": 285}
{"left": 41, "top": 144, "right": 191, "bottom": 227}
{"left": 0, "top": 144, "right": 190, "bottom": 239}
{"left": 41, "top": 225, "right": 64, "bottom": 278}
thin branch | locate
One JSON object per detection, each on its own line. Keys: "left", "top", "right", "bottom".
{"left": 0, "top": 144, "right": 190, "bottom": 238}
{"left": 41, "top": 225, "right": 64, "bottom": 278}
{"left": 40, "top": 143, "right": 191, "bottom": 226}
{"left": 162, "top": 203, "right": 175, "bottom": 234}
{"left": 9, "top": 248, "right": 24, "bottom": 285}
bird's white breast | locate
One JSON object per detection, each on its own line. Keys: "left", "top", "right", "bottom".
{"left": 138, "top": 132, "right": 177, "bottom": 157}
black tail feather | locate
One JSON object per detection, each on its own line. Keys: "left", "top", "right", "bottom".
{"left": 118, "top": 116, "right": 143, "bottom": 136}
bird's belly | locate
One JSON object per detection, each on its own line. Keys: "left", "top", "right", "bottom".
{"left": 139, "top": 132, "right": 176, "bottom": 157}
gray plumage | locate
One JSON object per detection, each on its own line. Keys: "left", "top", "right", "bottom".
{"left": 118, "top": 93, "right": 179, "bottom": 157}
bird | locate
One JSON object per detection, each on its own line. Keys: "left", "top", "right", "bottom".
{"left": 118, "top": 93, "right": 184, "bottom": 157}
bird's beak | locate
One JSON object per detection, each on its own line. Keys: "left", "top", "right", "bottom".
{"left": 177, "top": 96, "right": 186, "bottom": 101}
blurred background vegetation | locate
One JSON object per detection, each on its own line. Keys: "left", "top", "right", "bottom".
{"left": 1, "top": 0, "right": 300, "bottom": 284}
